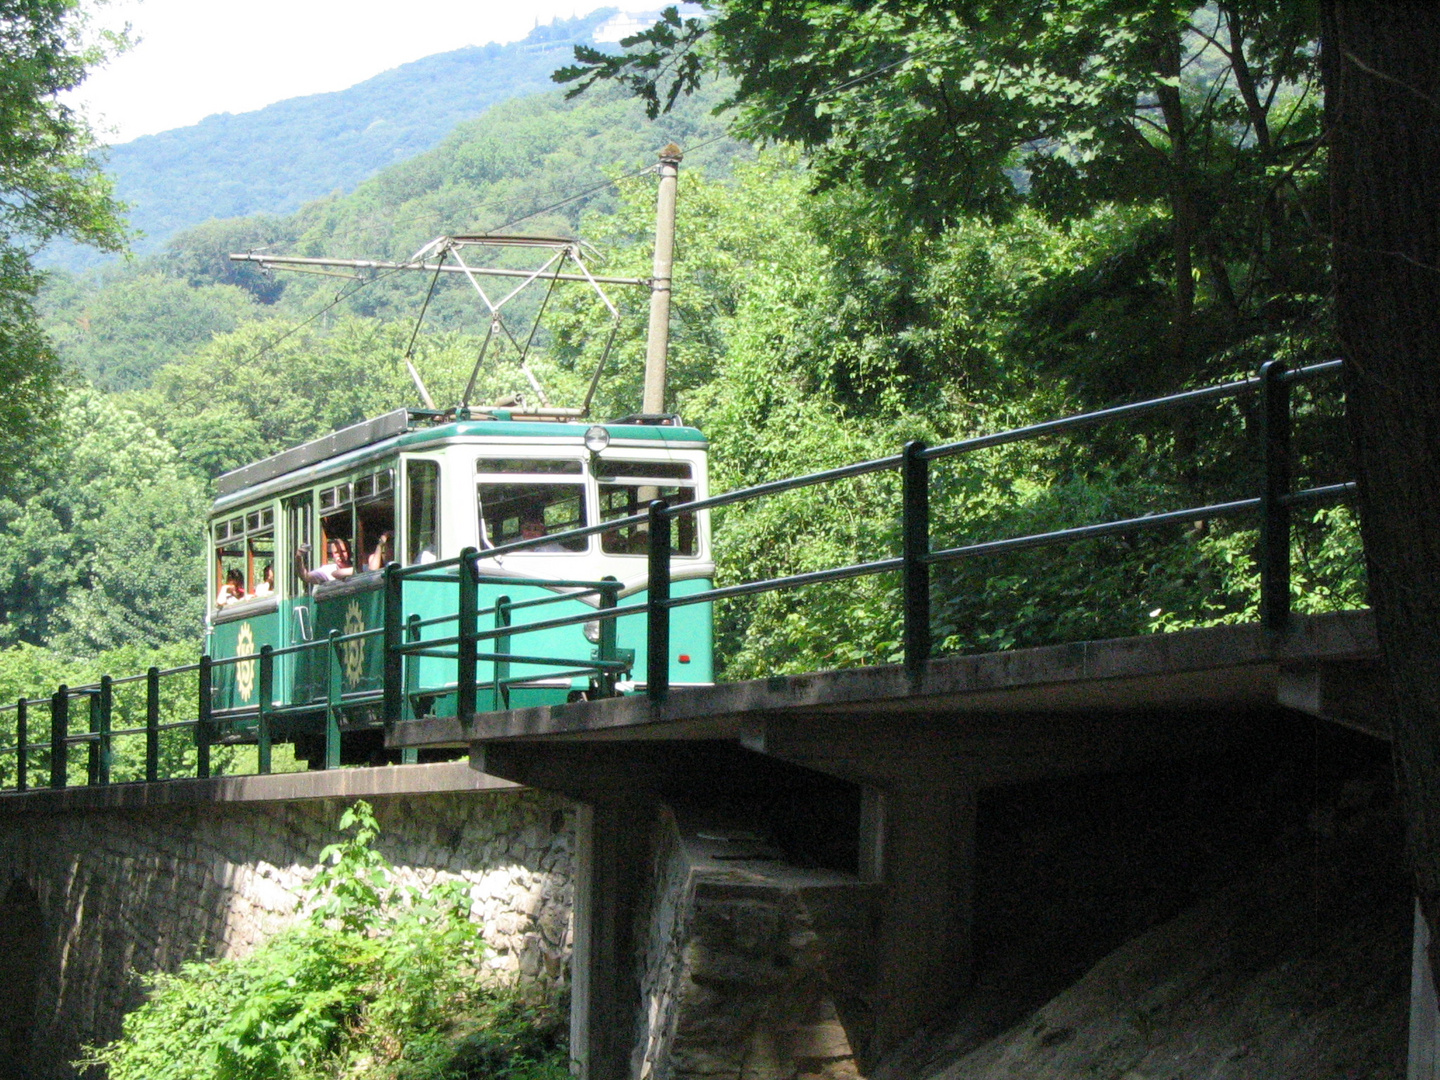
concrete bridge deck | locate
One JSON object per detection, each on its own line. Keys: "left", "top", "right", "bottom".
{"left": 391, "top": 609, "right": 1386, "bottom": 753}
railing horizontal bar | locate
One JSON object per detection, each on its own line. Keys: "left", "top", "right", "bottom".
{"left": 107, "top": 672, "right": 151, "bottom": 687}
{"left": 155, "top": 720, "right": 197, "bottom": 733}
{"left": 922, "top": 380, "right": 1257, "bottom": 463}
{"left": 395, "top": 635, "right": 461, "bottom": 653}
{"left": 1281, "top": 481, "right": 1357, "bottom": 507}
{"left": 474, "top": 576, "right": 614, "bottom": 591}
{"left": 472, "top": 603, "right": 649, "bottom": 642}
{"left": 408, "top": 612, "right": 460, "bottom": 631}
{"left": 473, "top": 654, "right": 626, "bottom": 670}
{"left": 472, "top": 513, "right": 651, "bottom": 559}
{"left": 669, "top": 558, "right": 904, "bottom": 610}
{"left": 406, "top": 649, "right": 462, "bottom": 660}
{"left": 491, "top": 589, "right": 611, "bottom": 611}
{"left": 919, "top": 360, "right": 1341, "bottom": 466}
{"left": 1280, "top": 358, "right": 1344, "bottom": 383}
{"left": 685, "top": 455, "right": 905, "bottom": 515}
{"left": 395, "top": 554, "right": 465, "bottom": 577}
{"left": 498, "top": 667, "right": 619, "bottom": 687}
{"left": 928, "top": 497, "right": 1262, "bottom": 564}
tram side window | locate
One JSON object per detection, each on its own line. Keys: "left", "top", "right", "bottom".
{"left": 596, "top": 460, "right": 697, "bottom": 556}
{"left": 212, "top": 506, "right": 276, "bottom": 607}
{"left": 355, "top": 469, "right": 395, "bottom": 571}
{"left": 477, "top": 458, "right": 587, "bottom": 553}
{"left": 214, "top": 524, "right": 246, "bottom": 607}
{"left": 314, "top": 468, "right": 396, "bottom": 577}
{"left": 406, "top": 460, "right": 440, "bottom": 564}
{"left": 284, "top": 495, "right": 313, "bottom": 597}
{"left": 249, "top": 531, "right": 275, "bottom": 598}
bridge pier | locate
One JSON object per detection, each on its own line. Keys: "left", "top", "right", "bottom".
{"left": 570, "top": 798, "right": 649, "bottom": 1080}
{"left": 866, "top": 783, "right": 976, "bottom": 1056}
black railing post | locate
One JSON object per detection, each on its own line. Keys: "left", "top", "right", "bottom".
{"left": 382, "top": 562, "right": 403, "bottom": 724}
{"left": 50, "top": 687, "right": 68, "bottom": 789}
{"left": 402, "top": 615, "right": 420, "bottom": 763}
{"left": 257, "top": 646, "right": 273, "bottom": 775}
{"left": 494, "top": 595, "right": 511, "bottom": 711}
{"left": 196, "top": 656, "right": 213, "bottom": 779}
{"left": 1259, "top": 360, "right": 1291, "bottom": 634}
{"left": 89, "top": 677, "right": 112, "bottom": 786}
{"left": 15, "top": 697, "right": 26, "bottom": 792}
{"left": 404, "top": 614, "right": 421, "bottom": 723}
{"left": 145, "top": 666, "right": 160, "bottom": 783}
{"left": 598, "top": 578, "right": 619, "bottom": 698}
{"left": 457, "top": 547, "right": 479, "bottom": 724}
{"left": 902, "top": 440, "right": 932, "bottom": 674}
{"left": 647, "top": 499, "right": 672, "bottom": 703}
{"left": 325, "top": 630, "right": 342, "bottom": 769}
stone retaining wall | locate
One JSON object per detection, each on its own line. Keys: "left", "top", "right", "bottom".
{"left": 0, "top": 778, "right": 574, "bottom": 1079}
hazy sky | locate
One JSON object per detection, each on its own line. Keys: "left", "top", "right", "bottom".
{"left": 72, "top": 0, "right": 666, "bottom": 143}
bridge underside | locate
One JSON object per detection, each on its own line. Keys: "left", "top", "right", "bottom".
{"left": 388, "top": 610, "right": 1395, "bottom": 1077}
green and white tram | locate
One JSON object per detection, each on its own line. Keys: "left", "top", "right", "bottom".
{"left": 206, "top": 409, "right": 714, "bottom": 764}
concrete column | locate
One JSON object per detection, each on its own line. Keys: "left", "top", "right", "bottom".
{"left": 570, "top": 798, "right": 651, "bottom": 1079}
{"left": 1411, "top": 899, "right": 1440, "bottom": 1080}
{"left": 869, "top": 784, "right": 977, "bottom": 1059}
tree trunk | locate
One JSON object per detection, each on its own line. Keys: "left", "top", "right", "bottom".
{"left": 1322, "top": 2, "right": 1440, "bottom": 977}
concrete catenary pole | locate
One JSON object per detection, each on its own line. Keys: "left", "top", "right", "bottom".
{"left": 642, "top": 144, "right": 683, "bottom": 416}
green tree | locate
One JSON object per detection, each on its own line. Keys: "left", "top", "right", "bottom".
{"left": 560, "top": 1, "right": 1329, "bottom": 395}
{"left": 42, "top": 271, "right": 260, "bottom": 391}
{"left": 0, "top": 0, "right": 127, "bottom": 474}
{"left": 0, "top": 392, "right": 208, "bottom": 651}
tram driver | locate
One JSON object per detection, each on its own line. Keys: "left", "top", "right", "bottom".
{"left": 296, "top": 537, "right": 355, "bottom": 585}
{"left": 519, "top": 505, "right": 567, "bottom": 553}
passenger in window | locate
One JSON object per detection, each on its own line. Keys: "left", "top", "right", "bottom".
{"left": 365, "top": 531, "right": 394, "bottom": 571}
{"left": 216, "top": 569, "right": 246, "bottom": 607}
{"left": 520, "top": 513, "right": 567, "bottom": 553}
{"left": 253, "top": 564, "right": 275, "bottom": 598}
{"left": 297, "top": 538, "right": 355, "bottom": 584}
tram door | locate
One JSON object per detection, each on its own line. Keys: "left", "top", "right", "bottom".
{"left": 283, "top": 493, "right": 315, "bottom": 702}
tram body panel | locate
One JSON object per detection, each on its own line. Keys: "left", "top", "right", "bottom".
{"left": 208, "top": 604, "right": 282, "bottom": 714}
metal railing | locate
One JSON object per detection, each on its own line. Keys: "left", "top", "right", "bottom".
{"left": 0, "top": 358, "right": 1353, "bottom": 792}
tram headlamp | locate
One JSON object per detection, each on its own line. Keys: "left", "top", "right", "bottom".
{"left": 583, "top": 619, "right": 601, "bottom": 644}
{"left": 584, "top": 425, "right": 610, "bottom": 454}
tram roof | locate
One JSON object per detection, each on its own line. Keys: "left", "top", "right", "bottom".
{"left": 213, "top": 409, "right": 707, "bottom": 504}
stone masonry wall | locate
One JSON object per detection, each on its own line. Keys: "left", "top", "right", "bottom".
{"left": 0, "top": 786, "right": 574, "bottom": 1079}
{"left": 629, "top": 809, "right": 883, "bottom": 1080}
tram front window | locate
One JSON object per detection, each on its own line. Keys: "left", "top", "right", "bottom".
{"left": 597, "top": 460, "right": 697, "bottom": 556}
{"left": 477, "top": 458, "right": 587, "bottom": 552}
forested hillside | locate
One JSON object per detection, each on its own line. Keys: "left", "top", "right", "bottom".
{"left": 3, "top": 7, "right": 1365, "bottom": 715}
{"left": 42, "top": 9, "right": 631, "bottom": 269}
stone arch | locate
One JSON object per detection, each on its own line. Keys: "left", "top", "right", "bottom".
{"left": 0, "top": 878, "right": 44, "bottom": 1078}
